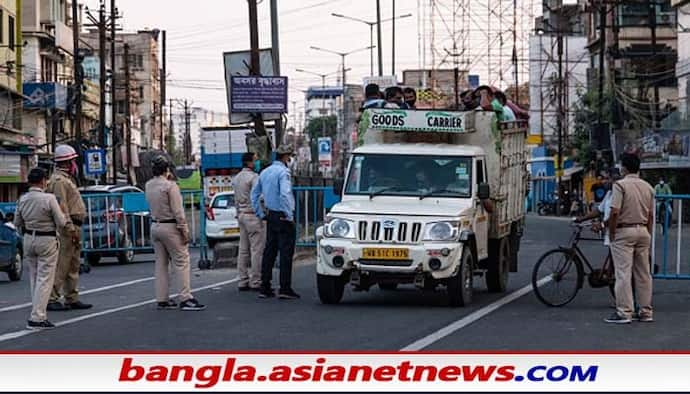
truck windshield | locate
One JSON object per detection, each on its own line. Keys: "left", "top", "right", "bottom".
{"left": 345, "top": 154, "right": 473, "bottom": 198}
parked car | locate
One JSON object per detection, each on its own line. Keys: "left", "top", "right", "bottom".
{"left": 0, "top": 216, "right": 22, "bottom": 281}
{"left": 205, "top": 191, "right": 239, "bottom": 247}
{"left": 79, "top": 184, "right": 151, "bottom": 266}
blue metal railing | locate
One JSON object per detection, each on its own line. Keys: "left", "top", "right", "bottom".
{"left": 652, "top": 194, "right": 690, "bottom": 280}
{"left": 293, "top": 186, "right": 340, "bottom": 247}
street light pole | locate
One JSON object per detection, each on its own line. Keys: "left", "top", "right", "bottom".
{"left": 376, "top": 0, "right": 383, "bottom": 76}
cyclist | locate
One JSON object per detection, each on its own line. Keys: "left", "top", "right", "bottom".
{"left": 654, "top": 177, "right": 672, "bottom": 225}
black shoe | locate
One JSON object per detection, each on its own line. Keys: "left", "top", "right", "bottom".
{"left": 179, "top": 298, "right": 206, "bottom": 311}
{"left": 157, "top": 300, "right": 178, "bottom": 310}
{"left": 604, "top": 313, "right": 632, "bottom": 324}
{"left": 47, "top": 302, "right": 69, "bottom": 311}
{"left": 278, "top": 289, "right": 301, "bottom": 300}
{"left": 238, "top": 285, "right": 251, "bottom": 292}
{"left": 66, "top": 301, "right": 93, "bottom": 310}
{"left": 259, "top": 288, "right": 275, "bottom": 298}
{"left": 26, "top": 320, "right": 56, "bottom": 330}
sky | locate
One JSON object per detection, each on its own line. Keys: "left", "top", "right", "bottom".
{"left": 83, "top": 0, "right": 541, "bottom": 130}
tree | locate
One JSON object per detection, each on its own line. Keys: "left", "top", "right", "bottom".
{"left": 305, "top": 115, "right": 337, "bottom": 140}
{"left": 571, "top": 89, "right": 613, "bottom": 172}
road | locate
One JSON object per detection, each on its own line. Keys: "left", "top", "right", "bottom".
{"left": 1, "top": 215, "right": 688, "bottom": 351}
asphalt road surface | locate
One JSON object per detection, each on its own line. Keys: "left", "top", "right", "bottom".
{"left": 1, "top": 216, "right": 689, "bottom": 351}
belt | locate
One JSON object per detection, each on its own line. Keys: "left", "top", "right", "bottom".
{"left": 153, "top": 219, "right": 177, "bottom": 224}
{"left": 617, "top": 223, "right": 646, "bottom": 228}
{"left": 23, "top": 230, "right": 56, "bottom": 237}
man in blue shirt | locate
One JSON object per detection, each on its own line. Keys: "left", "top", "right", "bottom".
{"left": 251, "top": 145, "right": 299, "bottom": 299}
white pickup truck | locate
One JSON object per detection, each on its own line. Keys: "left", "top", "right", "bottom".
{"left": 316, "top": 109, "right": 528, "bottom": 306}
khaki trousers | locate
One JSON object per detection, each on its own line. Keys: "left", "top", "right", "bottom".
{"left": 152, "top": 223, "right": 192, "bottom": 303}
{"left": 611, "top": 226, "right": 653, "bottom": 319}
{"left": 50, "top": 231, "right": 81, "bottom": 304}
{"left": 24, "top": 235, "right": 60, "bottom": 322}
{"left": 238, "top": 213, "right": 266, "bottom": 288}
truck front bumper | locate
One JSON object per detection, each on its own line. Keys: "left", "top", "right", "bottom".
{"left": 317, "top": 239, "right": 464, "bottom": 280}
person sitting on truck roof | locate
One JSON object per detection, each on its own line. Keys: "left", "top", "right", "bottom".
{"left": 494, "top": 91, "right": 516, "bottom": 122}
{"left": 476, "top": 86, "right": 513, "bottom": 122}
{"left": 460, "top": 90, "right": 479, "bottom": 110}
{"left": 361, "top": 83, "right": 386, "bottom": 110}
{"left": 384, "top": 86, "right": 410, "bottom": 109}
{"left": 403, "top": 87, "right": 417, "bottom": 109}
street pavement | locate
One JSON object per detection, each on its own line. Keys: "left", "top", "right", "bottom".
{"left": 1, "top": 215, "right": 689, "bottom": 351}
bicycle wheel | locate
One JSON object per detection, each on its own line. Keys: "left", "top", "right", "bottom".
{"left": 532, "top": 248, "right": 584, "bottom": 307}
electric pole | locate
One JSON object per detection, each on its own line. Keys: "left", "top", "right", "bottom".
{"left": 392, "top": 0, "right": 396, "bottom": 76}
{"left": 649, "top": 0, "right": 659, "bottom": 129}
{"left": 270, "top": 0, "right": 283, "bottom": 146}
{"left": 248, "top": 0, "right": 267, "bottom": 138}
{"left": 110, "top": 0, "right": 118, "bottom": 183}
{"left": 98, "top": 1, "right": 107, "bottom": 183}
{"left": 71, "top": 0, "right": 83, "bottom": 144}
{"left": 376, "top": 0, "right": 383, "bottom": 76}
{"left": 184, "top": 99, "right": 191, "bottom": 165}
{"left": 160, "top": 30, "right": 166, "bottom": 150}
{"left": 556, "top": 12, "right": 565, "bottom": 216}
{"left": 124, "top": 43, "right": 133, "bottom": 185}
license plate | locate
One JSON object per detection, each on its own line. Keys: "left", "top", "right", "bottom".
{"left": 362, "top": 248, "right": 409, "bottom": 260}
{"left": 223, "top": 228, "right": 240, "bottom": 235}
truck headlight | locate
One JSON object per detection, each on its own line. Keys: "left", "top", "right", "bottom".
{"left": 325, "top": 218, "right": 356, "bottom": 239}
{"left": 423, "top": 221, "right": 458, "bottom": 241}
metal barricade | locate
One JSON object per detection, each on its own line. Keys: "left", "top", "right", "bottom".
{"left": 80, "top": 190, "right": 209, "bottom": 263}
{"left": 652, "top": 194, "right": 690, "bottom": 280}
{"left": 293, "top": 186, "right": 340, "bottom": 247}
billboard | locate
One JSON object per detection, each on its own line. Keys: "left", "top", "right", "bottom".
{"left": 223, "top": 48, "right": 282, "bottom": 125}
{"left": 363, "top": 75, "right": 398, "bottom": 89}
{"left": 230, "top": 76, "right": 288, "bottom": 113}
{"left": 616, "top": 129, "right": 690, "bottom": 169}
{"left": 23, "top": 83, "right": 68, "bottom": 110}
{"left": 318, "top": 137, "right": 332, "bottom": 168}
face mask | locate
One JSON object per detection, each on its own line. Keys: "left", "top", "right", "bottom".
{"left": 254, "top": 160, "right": 261, "bottom": 172}
{"left": 659, "top": 180, "right": 664, "bottom": 185}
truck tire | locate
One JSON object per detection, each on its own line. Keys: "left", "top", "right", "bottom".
{"left": 447, "top": 249, "right": 473, "bottom": 307}
{"left": 486, "top": 237, "right": 510, "bottom": 292}
{"left": 317, "top": 273, "right": 345, "bottom": 304}
{"left": 509, "top": 231, "right": 520, "bottom": 273}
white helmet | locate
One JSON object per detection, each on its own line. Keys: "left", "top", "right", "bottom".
{"left": 54, "top": 144, "right": 78, "bottom": 163}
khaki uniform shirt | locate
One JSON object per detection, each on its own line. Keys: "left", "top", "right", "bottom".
{"left": 14, "top": 187, "right": 68, "bottom": 233}
{"left": 46, "top": 169, "right": 86, "bottom": 223}
{"left": 232, "top": 168, "right": 259, "bottom": 214}
{"left": 145, "top": 176, "right": 188, "bottom": 232}
{"left": 610, "top": 174, "right": 655, "bottom": 225}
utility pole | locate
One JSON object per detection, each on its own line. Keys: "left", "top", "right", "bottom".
{"left": 71, "top": 0, "right": 83, "bottom": 144}
{"left": 556, "top": 15, "right": 565, "bottom": 216}
{"left": 160, "top": 30, "right": 166, "bottom": 151}
{"left": 248, "top": 0, "right": 267, "bottom": 138}
{"left": 124, "top": 43, "right": 133, "bottom": 185}
{"left": 649, "top": 0, "right": 659, "bottom": 129}
{"left": 98, "top": 1, "right": 107, "bottom": 183}
{"left": 376, "top": 0, "right": 383, "bottom": 76}
{"left": 392, "top": 0, "right": 396, "bottom": 76}
{"left": 597, "top": 0, "right": 606, "bottom": 125}
{"left": 270, "top": 0, "right": 283, "bottom": 146}
{"left": 110, "top": 0, "right": 118, "bottom": 183}
{"left": 184, "top": 99, "right": 191, "bottom": 165}
{"left": 512, "top": 0, "right": 519, "bottom": 105}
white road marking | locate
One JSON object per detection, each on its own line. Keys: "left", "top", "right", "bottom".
{"left": 400, "top": 277, "right": 552, "bottom": 351}
{"left": 0, "top": 277, "right": 239, "bottom": 343}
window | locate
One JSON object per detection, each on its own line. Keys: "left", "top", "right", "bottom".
{"left": 476, "top": 159, "right": 485, "bottom": 184}
{"left": 0, "top": 9, "right": 4, "bottom": 44}
{"left": 8, "top": 15, "right": 14, "bottom": 51}
{"left": 138, "top": 86, "right": 144, "bottom": 100}
{"left": 212, "top": 194, "right": 235, "bottom": 209}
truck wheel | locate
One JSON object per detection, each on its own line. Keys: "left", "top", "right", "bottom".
{"left": 317, "top": 273, "right": 345, "bottom": 304}
{"left": 509, "top": 232, "right": 520, "bottom": 272}
{"left": 486, "top": 237, "right": 510, "bottom": 292}
{"left": 378, "top": 282, "right": 398, "bottom": 291}
{"left": 447, "top": 249, "right": 473, "bottom": 307}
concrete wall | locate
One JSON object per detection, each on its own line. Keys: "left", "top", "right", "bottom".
{"left": 678, "top": 5, "right": 690, "bottom": 122}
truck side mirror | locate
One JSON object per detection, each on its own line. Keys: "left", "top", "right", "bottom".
{"left": 478, "top": 182, "right": 490, "bottom": 200}
{"left": 334, "top": 179, "right": 344, "bottom": 196}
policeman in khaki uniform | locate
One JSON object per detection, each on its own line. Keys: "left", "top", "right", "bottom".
{"left": 15, "top": 168, "right": 68, "bottom": 330}
{"left": 47, "top": 145, "right": 92, "bottom": 311}
{"left": 145, "top": 156, "right": 205, "bottom": 311}
{"left": 607, "top": 153, "right": 656, "bottom": 324}
{"left": 232, "top": 152, "right": 266, "bottom": 291}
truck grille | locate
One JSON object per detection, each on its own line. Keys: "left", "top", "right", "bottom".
{"left": 357, "top": 220, "right": 422, "bottom": 243}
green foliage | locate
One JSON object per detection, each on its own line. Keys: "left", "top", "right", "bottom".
{"left": 571, "top": 89, "right": 612, "bottom": 169}
{"left": 306, "top": 115, "right": 337, "bottom": 140}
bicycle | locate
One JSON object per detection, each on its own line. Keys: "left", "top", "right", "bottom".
{"left": 532, "top": 220, "right": 615, "bottom": 307}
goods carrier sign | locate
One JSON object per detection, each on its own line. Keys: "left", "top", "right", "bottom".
{"left": 364, "top": 109, "right": 472, "bottom": 133}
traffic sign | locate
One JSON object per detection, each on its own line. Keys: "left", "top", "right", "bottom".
{"left": 85, "top": 149, "right": 107, "bottom": 176}
{"left": 318, "top": 137, "right": 332, "bottom": 168}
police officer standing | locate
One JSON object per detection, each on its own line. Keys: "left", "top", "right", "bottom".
{"left": 251, "top": 145, "right": 299, "bottom": 300}
{"left": 232, "top": 152, "right": 265, "bottom": 291}
{"left": 607, "top": 153, "right": 655, "bottom": 324}
{"left": 47, "top": 145, "right": 92, "bottom": 311}
{"left": 15, "top": 168, "right": 67, "bottom": 330}
{"left": 145, "top": 156, "right": 205, "bottom": 311}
